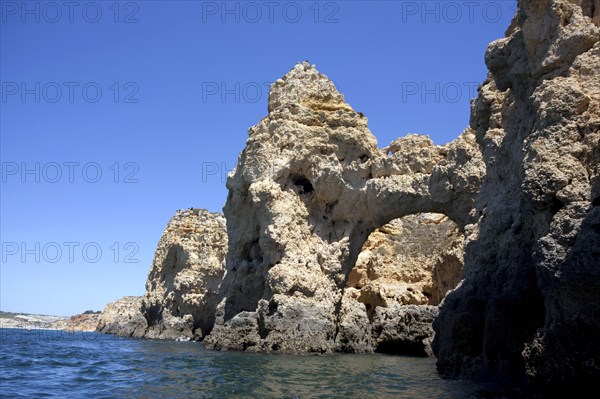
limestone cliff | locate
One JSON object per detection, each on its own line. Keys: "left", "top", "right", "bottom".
{"left": 98, "top": 204, "right": 460, "bottom": 355}
{"left": 97, "top": 209, "right": 227, "bottom": 340}
{"left": 94, "top": 1, "right": 599, "bottom": 390}
{"left": 345, "top": 213, "right": 463, "bottom": 308}
{"left": 142, "top": 208, "right": 227, "bottom": 339}
{"left": 433, "top": 0, "right": 600, "bottom": 393}
{"left": 204, "top": 62, "right": 484, "bottom": 353}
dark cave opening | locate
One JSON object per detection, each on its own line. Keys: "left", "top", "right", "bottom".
{"left": 376, "top": 340, "right": 430, "bottom": 357}
{"left": 290, "top": 174, "right": 314, "bottom": 194}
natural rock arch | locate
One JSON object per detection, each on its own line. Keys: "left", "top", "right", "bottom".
{"left": 204, "top": 63, "right": 485, "bottom": 353}
{"left": 345, "top": 213, "right": 464, "bottom": 310}
{"left": 335, "top": 212, "right": 464, "bottom": 356}
{"left": 100, "top": 0, "right": 600, "bottom": 390}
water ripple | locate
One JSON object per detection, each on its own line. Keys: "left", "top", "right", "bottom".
{"left": 1, "top": 328, "right": 500, "bottom": 398}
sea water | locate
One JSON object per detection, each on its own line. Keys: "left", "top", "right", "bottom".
{"left": 0, "top": 328, "right": 497, "bottom": 398}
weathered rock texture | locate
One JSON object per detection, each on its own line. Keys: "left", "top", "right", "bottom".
{"left": 96, "top": 296, "right": 147, "bottom": 338}
{"left": 96, "top": 209, "right": 228, "bottom": 340}
{"left": 204, "top": 62, "right": 484, "bottom": 354}
{"left": 433, "top": 0, "right": 600, "bottom": 393}
{"left": 371, "top": 304, "right": 439, "bottom": 357}
{"left": 141, "top": 209, "right": 227, "bottom": 340}
{"left": 338, "top": 213, "right": 463, "bottom": 355}
{"left": 345, "top": 213, "right": 463, "bottom": 308}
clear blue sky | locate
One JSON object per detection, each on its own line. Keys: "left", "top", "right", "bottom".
{"left": 1, "top": 0, "right": 516, "bottom": 316}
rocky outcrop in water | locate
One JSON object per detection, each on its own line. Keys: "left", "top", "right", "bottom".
{"left": 57, "top": 313, "right": 100, "bottom": 332}
{"left": 206, "top": 212, "right": 463, "bottom": 355}
{"left": 96, "top": 296, "right": 146, "bottom": 338}
{"left": 96, "top": 209, "right": 227, "bottom": 340}
{"left": 141, "top": 209, "right": 227, "bottom": 340}
{"left": 95, "top": 0, "right": 598, "bottom": 390}
{"left": 204, "top": 62, "right": 484, "bottom": 354}
{"left": 433, "top": 0, "right": 600, "bottom": 393}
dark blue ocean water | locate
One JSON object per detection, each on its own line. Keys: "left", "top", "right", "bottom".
{"left": 0, "top": 328, "right": 497, "bottom": 398}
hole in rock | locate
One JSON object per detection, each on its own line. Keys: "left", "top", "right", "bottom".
{"left": 290, "top": 174, "right": 314, "bottom": 194}
{"left": 550, "top": 197, "right": 564, "bottom": 215}
{"left": 244, "top": 239, "right": 263, "bottom": 266}
{"left": 143, "top": 304, "right": 162, "bottom": 326}
{"left": 343, "top": 213, "right": 465, "bottom": 315}
{"left": 267, "top": 300, "right": 278, "bottom": 316}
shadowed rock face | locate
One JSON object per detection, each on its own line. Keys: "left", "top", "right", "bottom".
{"left": 433, "top": 0, "right": 600, "bottom": 392}
{"left": 204, "top": 62, "right": 484, "bottom": 354}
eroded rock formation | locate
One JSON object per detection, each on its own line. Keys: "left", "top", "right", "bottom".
{"left": 433, "top": 0, "right": 600, "bottom": 393}
{"left": 96, "top": 296, "right": 147, "bottom": 338}
{"left": 204, "top": 62, "right": 484, "bottom": 353}
{"left": 344, "top": 213, "right": 463, "bottom": 308}
{"left": 95, "top": 0, "right": 599, "bottom": 391}
{"left": 97, "top": 209, "right": 228, "bottom": 340}
{"left": 338, "top": 213, "right": 463, "bottom": 355}
{"left": 141, "top": 209, "right": 227, "bottom": 340}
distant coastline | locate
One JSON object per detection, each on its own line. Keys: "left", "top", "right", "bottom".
{"left": 0, "top": 310, "right": 99, "bottom": 332}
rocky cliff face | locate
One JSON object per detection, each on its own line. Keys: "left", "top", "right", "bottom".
{"left": 96, "top": 296, "right": 147, "bottom": 338}
{"left": 433, "top": 0, "right": 600, "bottom": 392}
{"left": 97, "top": 209, "right": 227, "bottom": 340}
{"left": 204, "top": 62, "right": 484, "bottom": 353}
{"left": 99, "top": 205, "right": 461, "bottom": 354}
{"left": 141, "top": 209, "right": 227, "bottom": 340}
{"left": 206, "top": 212, "right": 464, "bottom": 355}
{"left": 95, "top": 2, "right": 599, "bottom": 388}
